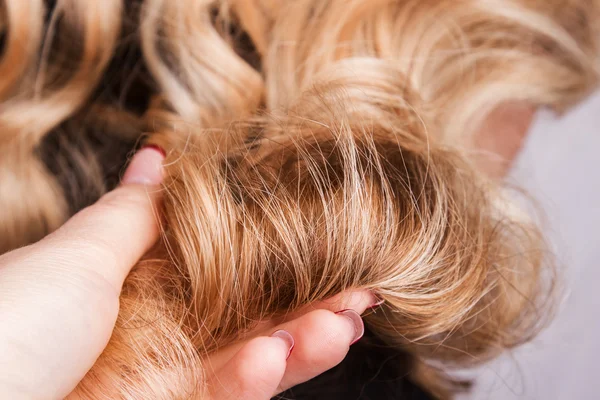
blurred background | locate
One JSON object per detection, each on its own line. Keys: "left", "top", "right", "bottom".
{"left": 461, "top": 92, "right": 600, "bottom": 399}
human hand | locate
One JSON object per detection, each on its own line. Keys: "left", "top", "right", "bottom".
{"left": 202, "top": 289, "right": 378, "bottom": 399}
{"left": 0, "top": 146, "right": 377, "bottom": 399}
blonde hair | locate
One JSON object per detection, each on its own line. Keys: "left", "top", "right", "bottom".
{"left": 1, "top": 0, "right": 599, "bottom": 398}
{"left": 0, "top": 0, "right": 122, "bottom": 252}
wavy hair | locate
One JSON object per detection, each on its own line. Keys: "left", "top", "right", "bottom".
{"left": 1, "top": 0, "right": 598, "bottom": 398}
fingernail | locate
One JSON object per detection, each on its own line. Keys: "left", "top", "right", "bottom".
{"left": 122, "top": 146, "right": 165, "bottom": 185}
{"left": 335, "top": 309, "right": 364, "bottom": 345}
{"left": 271, "top": 330, "right": 295, "bottom": 360}
{"left": 143, "top": 144, "right": 167, "bottom": 157}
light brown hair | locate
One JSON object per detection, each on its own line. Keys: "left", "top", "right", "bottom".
{"left": 1, "top": 0, "right": 599, "bottom": 398}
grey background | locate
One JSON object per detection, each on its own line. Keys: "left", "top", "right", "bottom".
{"left": 463, "top": 92, "right": 600, "bottom": 399}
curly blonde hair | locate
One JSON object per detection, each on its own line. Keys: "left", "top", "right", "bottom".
{"left": 1, "top": 0, "right": 598, "bottom": 398}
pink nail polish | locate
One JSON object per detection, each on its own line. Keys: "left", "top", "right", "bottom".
{"left": 271, "top": 330, "right": 295, "bottom": 360}
{"left": 335, "top": 309, "right": 365, "bottom": 345}
{"left": 121, "top": 146, "right": 165, "bottom": 185}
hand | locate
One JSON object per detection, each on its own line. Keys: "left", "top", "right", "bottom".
{"left": 0, "top": 147, "right": 377, "bottom": 399}
{"left": 203, "top": 290, "right": 378, "bottom": 399}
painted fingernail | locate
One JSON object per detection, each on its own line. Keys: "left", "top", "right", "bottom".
{"left": 122, "top": 145, "right": 165, "bottom": 185}
{"left": 143, "top": 144, "right": 167, "bottom": 157}
{"left": 271, "top": 330, "right": 295, "bottom": 360}
{"left": 335, "top": 309, "right": 364, "bottom": 345}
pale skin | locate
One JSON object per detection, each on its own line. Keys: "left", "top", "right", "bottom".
{"left": 472, "top": 103, "right": 535, "bottom": 178}
{"left": 0, "top": 106, "right": 533, "bottom": 400}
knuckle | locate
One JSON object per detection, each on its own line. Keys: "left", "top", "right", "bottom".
{"left": 298, "top": 310, "right": 351, "bottom": 368}
{"left": 62, "top": 238, "right": 122, "bottom": 303}
{"left": 98, "top": 187, "right": 153, "bottom": 213}
{"left": 68, "top": 232, "right": 121, "bottom": 280}
{"left": 232, "top": 337, "right": 285, "bottom": 396}
{"left": 48, "top": 225, "right": 123, "bottom": 297}
{"left": 69, "top": 188, "right": 150, "bottom": 234}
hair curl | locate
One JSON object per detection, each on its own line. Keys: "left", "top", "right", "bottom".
{"left": 1, "top": 0, "right": 598, "bottom": 398}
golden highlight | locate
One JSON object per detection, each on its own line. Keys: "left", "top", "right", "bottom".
{"left": 0, "top": 0, "right": 122, "bottom": 252}
{"left": 1, "top": 0, "right": 599, "bottom": 398}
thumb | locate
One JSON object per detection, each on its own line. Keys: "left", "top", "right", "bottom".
{"left": 32, "top": 145, "right": 166, "bottom": 293}
{"left": 0, "top": 145, "right": 166, "bottom": 399}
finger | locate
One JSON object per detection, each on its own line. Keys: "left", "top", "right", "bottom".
{"left": 0, "top": 146, "right": 165, "bottom": 399}
{"left": 264, "top": 289, "right": 380, "bottom": 336}
{"left": 204, "top": 290, "right": 378, "bottom": 372}
{"left": 273, "top": 308, "right": 365, "bottom": 392}
{"left": 302, "top": 290, "right": 382, "bottom": 316}
{"left": 10, "top": 145, "right": 166, "bottom": 294}
{"left": 208, "top": 332, "right": 294, "bottom": 400}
